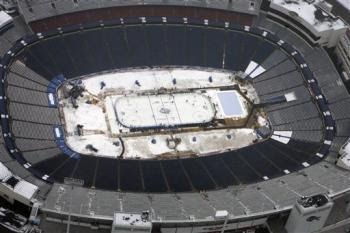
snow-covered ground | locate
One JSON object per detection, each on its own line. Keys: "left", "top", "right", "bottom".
{"left": 272, "top": 0, "right": 346, "bottom": 31}
{"left": 59, "top": 67, "right": 263, "bottom": 159}
{"left": 61, "top": 99, "right": 107, "bottom": 134}
{"left": 82, "top": 67, "right": 236, "bottom": 95}
{"left": 122, "top": 128, "right": 257, "bottom": 159}
{"left": 337, "top": 0, "right": 350, "bottom": 11}
{"left": 66, "top": 135, "right": 123, "bottom": 157}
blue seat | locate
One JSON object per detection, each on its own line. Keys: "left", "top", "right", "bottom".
{"left": 294, "top": 53, "right": 304, "bottom": 64}
{"left": 124, "top": 17, "right": 142, "bottom": 25}
{"left": 281, "top": 43, "right": 295, "bottom": 54}
{"left": 145, "top": 25, "right": 168, "bottom": 66}
{"left": 62, "top": 24, "right": 81, "bottom": 34}
{"left": 103, "top": 27, "right": 130, "bottom": 69}
{"left": 161, "top": 160, "right": 192, "bottom": 192}
{"left": 81, "top": 30, "right": 114, "bottom": 71}
{"left": 42, "top": 29, "right": 60, "bottom": 38}
{"left": 145, "top": 16, "right": 162, "bottom": 24}
{"left": 228, "top": 24, "right": 244, "bottom": 31}
{"left": 81, "top": 21, "right": 102, "bottom": 30}
{"left": 187, "top": 18, "right": 203, "bottom": 26}
{"left": 252, "top": 41, "right": 276, "bottom": 64}
{"left": 95, "top": 158, "right": 118, "bottom": 190}
{"left": 126, "top": 26, "right": 151, "bottom": 67}
{"left": 206, "top": 29, "right": 225, "bottom": 68}
{"left": 63, "top": 32, "right": 96, "bottom": 76}
{"left": 28, "top": 40, "right": 60, "bottom": 78}
{"left": 266, "top": 32, "right": 280, "bottom": 43}
{"left": 208, "top": 20, "right": 224, "bottom": 28}
{"left": 102, "top": 19, "right": 123, "bottom": 27}
{"left": 141, "top": 161, "right": 168, "bottom": 192}
{"left": 187, "top": 26, "right": 205, "bottom": 67}
{"left": 10, "top": 42, "right": 24, "bottom": 54}
{"left": 119, "top": 159, "right": 143, "bottom": 191}
{"left": 202, "top": 154, "right": 239, "bottom": 187}
{"left": 71, "top": 156, "right": 97, "bottom": 187}
{"left": 166, "top": 25, "right": 187, "bottom": 66}
{"left": 166, "top": 16, "right": 183, "bottom": 24}
{"left": 182, "top": 158, "right": 216, "bottom": 190}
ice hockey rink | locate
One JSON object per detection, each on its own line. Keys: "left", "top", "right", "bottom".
{"left": 115, "top": 93, "right": 215, "bottom": 128}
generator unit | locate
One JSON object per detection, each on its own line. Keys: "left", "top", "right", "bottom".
{"left": 285, "top": 194, "right": 333, "bottom": 233}
{"left": 111, "top": 211, "right": 152, "bottom": 233}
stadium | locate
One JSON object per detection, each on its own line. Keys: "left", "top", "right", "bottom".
{"left": 0, "top": 0, "right": 349, "bottom": 232}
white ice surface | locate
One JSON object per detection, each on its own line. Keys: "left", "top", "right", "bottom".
{"left": 115, "top": 93, "right": 215, "bottom": 128}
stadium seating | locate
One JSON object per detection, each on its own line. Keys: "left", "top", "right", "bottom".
{"left": 0, "top": 17, "right": 335, "bottom": 194}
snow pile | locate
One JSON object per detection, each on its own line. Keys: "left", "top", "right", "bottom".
{"left": 257, "top": 116, "right": 268, "bottom": 126}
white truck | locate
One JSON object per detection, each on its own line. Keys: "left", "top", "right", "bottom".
{"left": 337, "top": 138, "right": 350, "bottom": 170}
{"left": 0, "top": 10, "right": 13, "bottom": 33}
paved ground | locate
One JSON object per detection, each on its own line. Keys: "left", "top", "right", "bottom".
{"left": 39, "top": 219, "right": 110, "bottom": 233}
{"left": 327, "top": 0, "right": 350, "bottom": 23}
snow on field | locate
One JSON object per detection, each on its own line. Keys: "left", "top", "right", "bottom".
{"left": 258, "top": 115, "right": 269, "bottom": 127}
{"left": 61, "top": 99, "right": 107, "bottom": 133}
{"left": 82, "top": 67, "right": 236, "bottom": 95}
{"left": 122, "top": 128, "right": 257, "bottom": 159}
{"left": 272, "top": 0, "right": 346, "bottom": 31}
{"left": 60, "top": 67, "right": 262, "bottom": 159}
{"left": 115, "top": 93, "right": 215, "bottom": 128}
{"left": 66, "top": 135, "right": 123, "bottom": 157}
